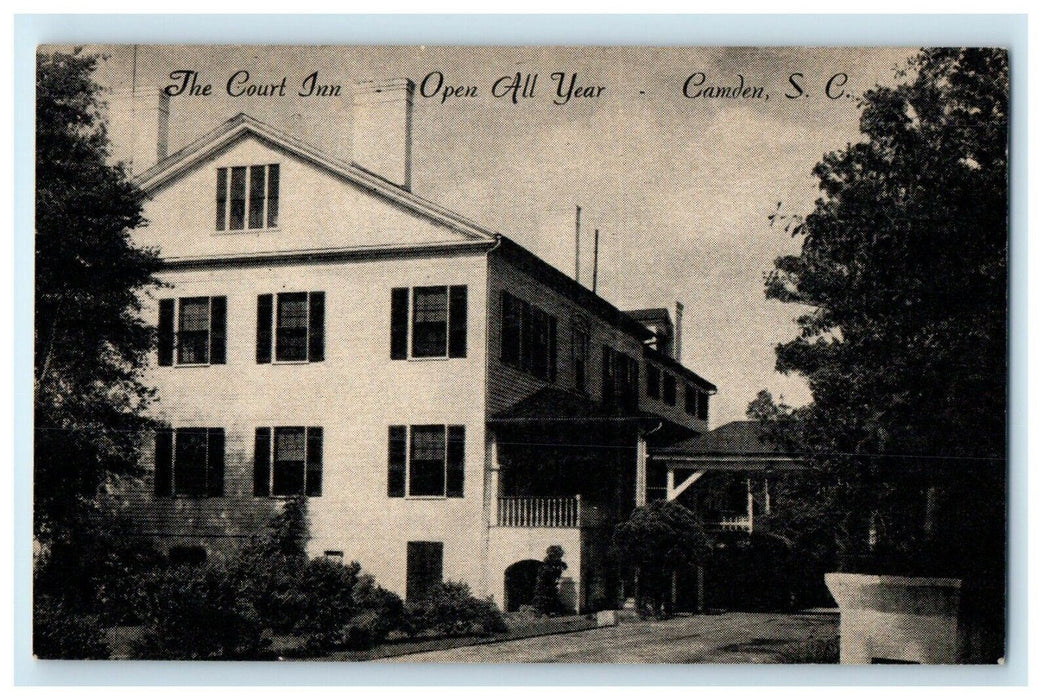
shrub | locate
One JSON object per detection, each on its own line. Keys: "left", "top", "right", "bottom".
{"left": 407, "top": 582, "right": 507, "bottom": 637}
{"left": 129, "top": 563, "right": 271, "bottom": 660}
{"left": 33, "top": 597, "right": 110, "bottom": 659}
{"left": 532, "top": 545, "right": 568, "bottom": 616}
{"left": 613, "top": 500, "right": 708, "bottom": 618}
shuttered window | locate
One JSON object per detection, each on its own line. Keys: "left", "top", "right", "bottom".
{"left": 257, "top": 292, "right": 325, "bottom": 363}
{"left": 663, "top": 373, "right": 677, "bottom": 406}
{"left": 155, "top": 427, "right": 224, "bottom": 498}
{"left": 159, "top": 296, "right": 225, "bottom": 366}
{"left": 390, "top": 285, "right": 467, "bottom": 360}
{"left": 253, "top": 426, "right": 323, "bottom": 497}
{"left": 646, "top": 363, "right": 661, "bottom": 400}
{"left": 388, "top": 425, "right": 465, "bottom": 498}
{"left": 500, "top": 290, "right": 558, "bottom": 381}
{"left": 571, "top": 325, "right": 589, "bottom": 393}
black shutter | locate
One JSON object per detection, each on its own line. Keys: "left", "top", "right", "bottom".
{"left": 154, "top": 428, "right": 173, "bottom": 496}
{"left": 446, "top": 426, "right": 465, "bottom": 498}
{"left": 306, "top": 427, "right": 323, "bottom": 496}
{"left": 520, "top": 301, "right": 533, "bottom": 373}
{"left": 158, "top": 299, "right": 175, "bottom": 366}
{"left": 256, "top": 295, "right": 273, "bottom": 364}
{"left": 388, "top": 426, "right": 407, "bottom": 497}
{"left": 308, "top": 292, "right": 325, "bottom": 362}
{"left": 207, "top": 428, "right": 225, "bottom": 496}
{"left": 390, "top": 288, "right": 409, "bottom": 360}
{"left": 254, "top": 427, "right": 271, "bottom": 497}
{"left": 548, "top": 317, "right": 557, "bottom": 381}
{"left": 209, "top": 296, "right": 226, "bottom": 365}
{"left": 448, "top": 285, "right": 467, "bottom": 358}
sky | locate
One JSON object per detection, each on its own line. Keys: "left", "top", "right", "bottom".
{"left": 69, "top": 44, "right": 917, "bottom": 426}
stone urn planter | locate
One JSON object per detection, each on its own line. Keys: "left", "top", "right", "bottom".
{"left": 825, "top": 572, "right": 963, "bottom": 664}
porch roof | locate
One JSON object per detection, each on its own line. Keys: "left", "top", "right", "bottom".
{"left": 651, "top": 420, "right": 808, "bottom": 470}
{"left": 489, "top": 387, "right": 660, "bottom": 426}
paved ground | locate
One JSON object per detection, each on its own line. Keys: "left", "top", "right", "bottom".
{"left": 380, "top": 612, "right": 839, "bottom": 663}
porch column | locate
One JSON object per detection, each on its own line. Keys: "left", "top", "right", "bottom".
{"left": 635, "top": 430, "right": 647, "bottom": 507}
{"left": 487, "top": 435, "right": 501, "bottom": 526}
{"left": 746, "top": 476, "right": 754, "bottom": 532}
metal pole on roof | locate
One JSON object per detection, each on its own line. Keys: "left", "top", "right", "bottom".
{"left": 592, "top": 228, "right": 599, "bottom": 293}
{"left": 575, "top": 205, "right": 582, "bottom": 284}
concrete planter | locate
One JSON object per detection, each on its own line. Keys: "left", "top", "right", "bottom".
{"left": 825, "top": 572, "right": 963, "bottom": 664}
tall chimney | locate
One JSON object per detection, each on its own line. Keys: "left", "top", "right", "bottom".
{"left": 107, "top": 88, "right": 170, "bottom": 176}
{"left": 574, "top": 206, "right": 582, "bottom": 283}
{"left": 674, "top": 301, "right": 684, "bottom": 362}
{"left": 352, "top": 78, "right": 414, "bottom": 190}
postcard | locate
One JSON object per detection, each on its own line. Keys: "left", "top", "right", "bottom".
{"left": 32, "top": 44, "right": 1008, "bottom": 665}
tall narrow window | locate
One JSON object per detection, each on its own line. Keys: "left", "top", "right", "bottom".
{"left": 248, "top": 165, "right": 266, "bottom": 229}
{"left": 412, "top": 287, "right": 448, "bottom": 358}
{"left": 391, "top": 425, "right": 465, "bottom": 498}
{"left": 258, "top": 292, "right": 324, "bottom": 363}
{"left": 601, "top": 346, "right": 615, "bottom": 407}
{"left": 155, "top": 427, "right": 224, "bottom": 498}
{"left": 229, "top": 166, "right": 247, "bottom": 230}
{"left": 663, "top": 374, "right": 677, "bottom": 406}
{"left": 685, "top": 385, "right": 698, "bottom": 415}
{"left": 646, "top": 363, "right": 661, "bottom": 400}
{"left": 571, "top": 325, "right": 589, "bottom": 393}
{"left": 256, "top": 426, "right": 324, "bottom": 497}
{"left": 697, "top": 392, "right": 709, "bottom": 421}
{"left": 499, "top": 291, "right": 557, "bottom": 381}
{"left": 409, "top": 425, "right": 446, "bottom": 497}
{"left": 215, "top": 167, "right": 228, "bottom": 230}
{"left": 178, "top": 297, "right": 210, "bottom": 365}
{"left": 266, "top": 164, "right": 280, "bottom": 228}
{"left": 500, "top": 292, "right": 521, "bottom": 366}
{"left": 276, "top": 293, "right": 308, "bottom": 361}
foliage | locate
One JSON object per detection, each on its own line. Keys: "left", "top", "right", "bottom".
{"left": 35, "top": 49, "right": 162, "bottom": 543}
{"left": 532, "top": 545, "right": 568, "bottom": 615}
{"left": 407, "top": 582, "right": 507, "bottom": 637}
{"left": 761, "top": 49, "right": 1007, "bottom": 579}
{"left": 34, "top": 508, "right": 165, "bottom": 625}
{"left": 230, "top": 499, "right": 406, "bottom": 653}
{"left": 613, "top": 500, "right": 708, "bottom": 618}
{"left": 129, "top": 563, "right": 272, "bottom": 660}
{"left": 33, "top": 597, "right": 111, "bottom": 659}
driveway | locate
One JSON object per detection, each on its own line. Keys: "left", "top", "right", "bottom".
{"left": 379, "top": 612, "right": 838, "bottom": 663}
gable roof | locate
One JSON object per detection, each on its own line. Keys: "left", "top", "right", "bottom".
{"left": 134, "top": 113, "right": 496, "bottom": 245}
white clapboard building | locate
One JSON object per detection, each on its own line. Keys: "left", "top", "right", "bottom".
{"left": 111, "top": 80, "right": 721, "bottom": 612}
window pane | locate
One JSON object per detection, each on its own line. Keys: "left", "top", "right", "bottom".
{"left": 273, "top": 427, "right": 305, "bottom": 495}
{"left": 412, "top": 287, "right": 448, "bottom": 358}
{"left": 174, "top": 428, "right": 208, "bottom": 496}
{"left": 500, "top": 292, "right": 521, "bottom": 365}
{"left": 248, "top": 165, "right": 266, "bottom": 229}
{"left": 266, "top": 164, "right": 280, "bottom": 228}
{"left": 229, "top": 166, "right": 247, "bottom": 230}
{"left": 409, "top": 425, "right": 445, "bottom": 496}
{"left": 215, "top": 168, "right": 228, "bottom": 230}
{"left": 178, "top": 297, "right": 210, "bottom": 364}
{"left": 276, "top": 292, "right": 309, "bottom": 361}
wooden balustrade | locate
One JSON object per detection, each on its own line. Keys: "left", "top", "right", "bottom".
{"left": 496, "top": 495, "right": 581, "bottom": 528}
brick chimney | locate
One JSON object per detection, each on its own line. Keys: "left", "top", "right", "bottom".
{"left": 351, "top": 78, "right": 414, "bottom": 190}
{"left": 107, "top": 87, "right": 170, "bottom": 176}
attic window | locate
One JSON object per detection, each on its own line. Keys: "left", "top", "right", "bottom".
{"left": 217, "top": 164, "right": 279, "bottom": 231}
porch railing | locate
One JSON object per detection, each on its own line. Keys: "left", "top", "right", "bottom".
{"left": 708, "top": 513, "right": 753, "bottom": 533}
{"left": 497, "top": 495, "right": 580, "bottom": 528}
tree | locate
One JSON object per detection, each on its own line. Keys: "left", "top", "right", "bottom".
{"left": 35, "top": 49, "right": 162, "bottom": 549}
{"left": 761, "top": 49, "right": 1007, "bottom": 651}
{"left": 613, "top": 500, "right": 708, "bottom": 618}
